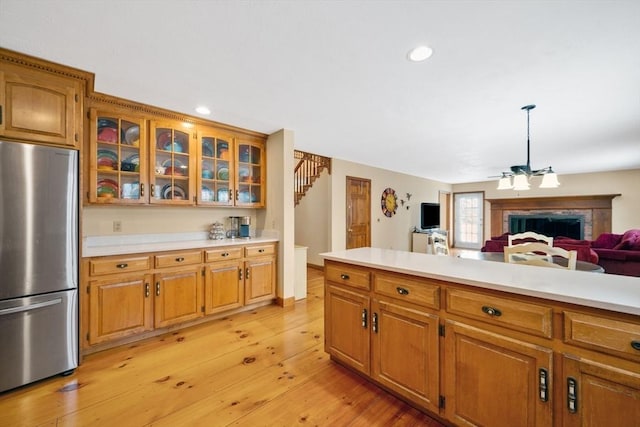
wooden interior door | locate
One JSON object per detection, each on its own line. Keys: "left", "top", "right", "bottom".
{"left": 346, "top": 176, "right": 371, "bottom": 249}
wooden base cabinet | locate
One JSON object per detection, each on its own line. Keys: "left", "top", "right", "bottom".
{"left": 372, "top": 299, "right": 440, "bottom": 413}
{"left": 87, "top": 273, "right": 153, "bottom": 345}
{"left": 244, "top": 244, "right": 277, "bottom": 305}
{"left": 204, "top": 260, "right": 244, "bottom": 314}
{"left": 154, "top": 267, "right": 203, "bottom": 328}
{"left": 562, "top": 355, "right": 640, "bottom": 427}
{"left": 443, "top": 320, "right": 553, "bottom": 427}
{"left": 82, "top": 242, "right": 278, "bottom": 353}
{"left": 325, "top": 284, "right": 371, "bottom": 375}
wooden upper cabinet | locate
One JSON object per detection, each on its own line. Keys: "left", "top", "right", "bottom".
{"left": 236, "top": 137, "right": 265, "bottom": 207}
{"left": 0, "top": 63, "right": 82, "bottom": 148}
{"left": 149, "top": 120, "right": 196, "bottom": 205}
{"left": 196, "top": 126, "right": 234, "bottom": 206}
{"left": 87, "top": 108, "right": 147, "bottom": 204}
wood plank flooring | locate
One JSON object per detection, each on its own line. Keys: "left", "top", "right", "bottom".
{"left": 0, "top": 268, "right": 445, "bottom": 426}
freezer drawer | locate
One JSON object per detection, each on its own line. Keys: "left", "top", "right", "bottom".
{"left": 0, "top": 290, "right": 77, "bottom": 392}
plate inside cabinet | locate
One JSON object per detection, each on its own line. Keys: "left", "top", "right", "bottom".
{"left": 201, "top": 185, "right": 214, "bottom": 202}
{"left": 217, "top": 167, "right": 229, "bottom": 181}
{"left": 124, "top": 126, "right": 140, "bottom": 146}
{"left": 161, "top": 183, "right": 186, "bottom": 200}
{"left": 97, "top": 149, "right": 118, "bottom": 170}
{"left": 97, "top": 178, "right": 118, "bottom": 198}
{"left": 217, "top": 187, "right": 229, "bottom": 202}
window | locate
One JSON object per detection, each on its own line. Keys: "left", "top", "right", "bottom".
{"left": 453, "top": 192, "right": 484, "bottom": 250}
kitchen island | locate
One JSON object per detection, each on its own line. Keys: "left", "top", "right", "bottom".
{"left": 321, "top": 247, "right": 640, "bottom": 427}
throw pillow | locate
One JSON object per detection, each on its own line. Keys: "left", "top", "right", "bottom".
{"left": 592, "top": 233, "right": 622, "bottom": 249}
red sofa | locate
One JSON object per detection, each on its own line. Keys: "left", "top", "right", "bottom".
{"left": 590, "top": 230, "right": 640, "bottom": 277}
{"left": 481, "top": 233, "right": 599, "bottom": 264}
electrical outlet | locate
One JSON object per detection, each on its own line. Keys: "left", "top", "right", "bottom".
{"left": 113, "top": 220, "right": 122, "bottom": 232}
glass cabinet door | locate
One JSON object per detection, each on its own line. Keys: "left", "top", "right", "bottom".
{"left": 150, "top": 121, "right": 195, "bottom": 205}
{"left": 89, "top": 109, "right": 146, "bottom": 204}
{"left": 236, "top": 139, "right": 265, "bottom": 207}
{"left": 197, "top": 128, "right": 234, "bottom": 206}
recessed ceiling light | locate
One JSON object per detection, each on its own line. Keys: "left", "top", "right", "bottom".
{"left": 408, "top": 45, "right": 433, "bottom": 62}
{"left": 195, "top": 106, "right": 211, "bottom": 115}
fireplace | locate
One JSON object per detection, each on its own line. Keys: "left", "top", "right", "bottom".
{"left": 486, "top": 195, "right": 619, "bottom": 241}
{"left": 509, "top": 214, "right": 585, "bottom": 239}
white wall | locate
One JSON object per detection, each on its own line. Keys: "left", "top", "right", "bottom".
{"left": 328, "top": 158, "right": 453, "bottom": 253}
{"left": 453, "top": 169, "right": 640, "bottom": 238}
{"left": 257, "top": 129, "right": 295, "bottom": 301}
{"left": 83, "top": 205, "right": 257, "bottom": 236}
{"left": 294, "top": 168, "right": 330, "bottom": 266}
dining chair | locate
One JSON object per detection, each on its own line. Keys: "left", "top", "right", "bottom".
{"left": 504, "top": 242, "right": 577, "bottom": 270}
{"left": 430, "top": 231, "right": 450, "bottom": 256}
{"left": 508, "top": 231, "right": 554, "bottom": 247}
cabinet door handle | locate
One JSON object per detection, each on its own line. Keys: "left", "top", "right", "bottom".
{"left": 567, "top": 377, "right": 578, "bottom": 413}
{"left": 221, "top": 252, "right": 229, "bottom": 257}
{"left": 116, "top": 263, "right": 128, "bottom": 269}
{"left": 155, "top": 282, "right": 160, "bottom": 296}
{"left": 236, "top": 189, "right": 239, "bottom": 201}
{"left": 482, "top": 306, "right": 502, "bottom": 317}
{"left": 631, "top": 340, "right": 640, "bottom": 351}
{"left": 539, "top": 368, "right": 549, "bottom": 402}
{"left": 229, "top": 189, "right": 233, "bottom": 201}
{"left": 396, "top": 287, "right": 409, "bottom": 295}
{"left": 150, "top": 184, "right": 155, "bottom": 198}
{"left": 145, "top": 283, "right": 150, "bottom": 298}
{"left": 246, "top": 267, "right": 250, "bottom": 280}
{"left": 362, "top": 308, "right": 368, "bottom": 328}
{"left": 140, "top": 183, "right": 144, "bottom": 197}
{"left": 239, "top": 268, "right": 243, "bottom": 281}
{"left": 340, "top": 274, "right": 350, "bottom": 280}
{"left": 258, "top": 249, "right": 265, "bottom": 253}
{"left": 175, "top": 257, "right": 185, "bottom": 262}
{"left": 372, "top": 312, "right": 378, "bottom": 333}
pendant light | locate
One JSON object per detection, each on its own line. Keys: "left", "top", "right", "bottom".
{"left": 496, "top": 104, "right": 559, "bottom": 190}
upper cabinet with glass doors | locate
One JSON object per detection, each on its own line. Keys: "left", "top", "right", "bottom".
{"left": 197, "top": 127, "right": 234, "bottom": 206}
{"left": 150, "top": 120, "right": 196, "bottom": 205}
{"left": 88, "top": 109, "right": 147, "bottom": 204}
{"left": 236, "top": 138, "right": 265, "bottom": 207}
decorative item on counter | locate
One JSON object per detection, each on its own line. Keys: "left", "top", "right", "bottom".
{"left": 209, "top": 222, "right": 225, "bottom": 240}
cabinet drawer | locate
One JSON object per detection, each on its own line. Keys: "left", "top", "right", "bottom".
{"left": 89, "top": 256, "right": 151, "bottom": 276}
{"left": 155, "top": 251, "right": 203, "bottom": 268}
{"left": 564, "top": 311, "right": 640, "bottom": 362}
{"left": 205, "top": 247, "right": 243, "bottom": 262}
{"left": 325, "top": 262, "right": 371, "bottom": 291}
{"left": 245, "top": 244, "right": 275, "bottom": 257}
{"left": 446, "top": 288, "right": 553, "bottom": 338}
{"left": 374, "top": 272, "right": 440, "bottom": 310}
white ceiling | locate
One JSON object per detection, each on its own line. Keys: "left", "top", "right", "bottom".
{"left": 1, "top": 0, "right": 639, "bottom": 184}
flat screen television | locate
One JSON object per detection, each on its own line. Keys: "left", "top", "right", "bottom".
{"left": 420, "top": 203, "right": 440, "bottom": 229}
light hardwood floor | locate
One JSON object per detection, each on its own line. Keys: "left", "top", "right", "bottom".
{"left": 0, "top": 268, "right": 445, "bottom": 426}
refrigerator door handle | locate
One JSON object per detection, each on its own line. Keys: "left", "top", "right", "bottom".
{"left": 0, "top": 298, "right": 62, "bottom": 316}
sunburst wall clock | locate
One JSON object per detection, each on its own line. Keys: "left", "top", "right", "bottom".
{"left": 381, "top": 187, "right": 398, "bottom": 217}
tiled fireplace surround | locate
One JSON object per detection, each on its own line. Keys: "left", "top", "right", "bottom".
{"left": 486, "top": 195, "right": 619, "bottom": 240}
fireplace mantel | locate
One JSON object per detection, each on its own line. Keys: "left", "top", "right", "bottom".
{"left": 485, "top": 194, "right": 620, "bottom": 239}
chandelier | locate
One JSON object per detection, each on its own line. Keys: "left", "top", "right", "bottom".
{"left": 497, "top": 104, "right": 560, "bottom": 190}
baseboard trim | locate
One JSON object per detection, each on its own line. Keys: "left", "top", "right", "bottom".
{"left": 277, "top": 296, "right": 295, "bottom": 307}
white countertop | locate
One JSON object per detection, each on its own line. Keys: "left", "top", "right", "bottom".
{"left": 83, "top": 232, "right": 278, "bottom": 257}
{"left": 321, "top": 247, "right": 640, "bottom": 316}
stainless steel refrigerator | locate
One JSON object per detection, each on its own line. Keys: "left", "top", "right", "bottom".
{"left": 0, "top": 139, "right": 78, "bottom": 393}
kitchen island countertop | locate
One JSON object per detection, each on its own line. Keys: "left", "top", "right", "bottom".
{"left": 321, "top": 247, "right": 640, "bottom": 316}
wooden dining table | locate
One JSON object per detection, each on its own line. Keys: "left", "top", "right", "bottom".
{"left": 457, "top": 251, "right": 605, "bottom": 273}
